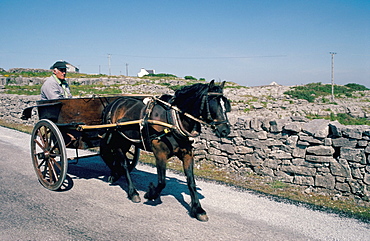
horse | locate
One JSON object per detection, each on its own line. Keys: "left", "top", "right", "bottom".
{"left": 100, "top": 80, "right": 231, "bottom": 221}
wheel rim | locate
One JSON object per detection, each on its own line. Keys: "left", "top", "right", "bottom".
{"left": 31, "top": 119, "right": 67, "bottom": 190}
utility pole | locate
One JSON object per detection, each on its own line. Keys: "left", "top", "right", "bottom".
{"left": 126, "top": 63, "right": 129, "bottom": 76}
{"left": 108, "top": 54, "right": 111, "bottom": 76}
{"left": 330, "top": 52, "right": 336, "bottom": 102}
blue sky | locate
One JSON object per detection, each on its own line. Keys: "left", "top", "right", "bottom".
{"left": 1, "top": 0, "right": 369, "bottom": 87}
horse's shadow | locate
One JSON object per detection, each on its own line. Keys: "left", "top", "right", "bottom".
{"left": 60, "top": 155, "right": 204, "bottom": 214}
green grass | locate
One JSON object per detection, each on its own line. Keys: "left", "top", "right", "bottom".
{"left": 284, "top": 82, "right": 369, "bottom": 102}
{"left": 307, "top": 112, "right": 370, "bottom": 126}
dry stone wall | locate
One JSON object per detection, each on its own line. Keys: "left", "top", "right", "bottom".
{"left": 194, "top": 117, "right": 370, "bottom": 201}
{"left": 1, "top": 94, "right": 369, "bottom": 201}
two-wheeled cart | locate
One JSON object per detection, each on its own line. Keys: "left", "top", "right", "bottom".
{"left": 22, "top": 95, "right": 148, "bottom": 190}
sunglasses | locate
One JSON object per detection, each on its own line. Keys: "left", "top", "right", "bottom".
{"left": 57, "top": 68, "right": 67, "bottom": 73}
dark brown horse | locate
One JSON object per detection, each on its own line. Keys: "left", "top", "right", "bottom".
{"left": 100, "top": 80, "right": 231, "bottom": 221}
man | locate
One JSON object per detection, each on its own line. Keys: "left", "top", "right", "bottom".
{"left": 41, "top": 61, "right": 72, "bottom": 100}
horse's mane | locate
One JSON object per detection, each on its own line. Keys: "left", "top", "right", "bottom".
{"left": 171, "top": 82, "right": 223, "bottom": 117}
{"left": 172, "top": 83, "right": 208, "bottom": 113}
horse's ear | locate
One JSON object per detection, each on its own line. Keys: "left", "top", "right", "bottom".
{"left": 209, "top": 79, "right": 215, "bottom": 89}
{"left": 220, "top": 81, "right": 226, "bottom": 89}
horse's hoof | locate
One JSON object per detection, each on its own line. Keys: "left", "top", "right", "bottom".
{"left": 108, "top": 174, "right": 119, "bottom": 184}
{"left": 130, "top": 194, "right": 141, "bottom": 203}
{"left": 196, "top": 213, "right": 209, "bottom": 222}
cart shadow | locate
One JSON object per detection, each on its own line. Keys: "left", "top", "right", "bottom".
{"left": 61, "top": 155, "right": 204, "bottom": 214}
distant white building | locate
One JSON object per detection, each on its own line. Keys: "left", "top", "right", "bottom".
{"left": 269, "top": 81, "right": 280, "bottom": 86}
{"left": 66, "top": 63, "right": 79, "bottom": 73}
{"left": 137, "top": 68, "right": 155, "bottom": 77}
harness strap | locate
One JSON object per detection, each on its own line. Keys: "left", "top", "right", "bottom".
{"left": 154, "top": 97, "right": 211, "bottom": 127}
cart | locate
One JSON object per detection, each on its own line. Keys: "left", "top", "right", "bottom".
{"left": 22, "top": 95, "right": 148, "bottom": 191}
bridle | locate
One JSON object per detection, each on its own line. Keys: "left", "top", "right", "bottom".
{"left": 200, "top": 92, "right": 230, "bottom": 130}
{"left": 153, "top": 90, "right": 229, "bottom": 132}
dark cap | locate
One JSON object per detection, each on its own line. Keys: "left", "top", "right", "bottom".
{"left": 50, "top": 61, "right": 67, "bottom": 69}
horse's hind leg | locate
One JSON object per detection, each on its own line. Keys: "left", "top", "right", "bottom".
{"left": 100, "top": 137, "right": 121, "bottom": 183}
{"left": 116, "top": 147, "right": 141, "bottom": 203}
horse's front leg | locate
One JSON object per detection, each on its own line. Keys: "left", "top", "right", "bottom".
{"left": 144, "top": 141, "right": 168, "bottom": 201}
{"left": 181, "top": 149, "right": 208, "bottom": 222}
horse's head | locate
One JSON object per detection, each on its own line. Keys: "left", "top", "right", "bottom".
{"left": 172, "top": 80, "right": 231, "bottom": 138}
{"left": 203, "top": 80, "right": 231, "bottom": 138}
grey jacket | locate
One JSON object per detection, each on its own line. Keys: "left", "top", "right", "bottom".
{"left": 40, "top": 75, "right": 72, "bottom": 100}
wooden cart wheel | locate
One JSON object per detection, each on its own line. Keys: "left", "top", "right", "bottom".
{"left": 126, "top": 145, "right": 140, "bottom": 172}
{"left": 31, "top": 119, "right": 67, "bottom": 191}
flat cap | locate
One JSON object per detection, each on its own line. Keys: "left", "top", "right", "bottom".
{"left": 50, "top": 61, "right": 67, "bottom": 69}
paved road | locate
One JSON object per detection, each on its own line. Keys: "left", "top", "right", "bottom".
{"left": 0, "top": 126, "right": 369, "bottom": 240}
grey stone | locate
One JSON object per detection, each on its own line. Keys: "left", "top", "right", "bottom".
{"left": 292, "top": 145, "right": 306, "bottom": 158}
{"left": 270, "top": 119, "right": 290, "bottom": 133}
{"left": 329, "top": 121, "right": 344, "bottom": 137}
{"left": 335, "top": 182, "right": 351, "bottom": 192}
{"left": 302, "top": 119, "right": 330, "bottom": 138}
{"left": 306, "top": 155, "right": 334, "bottom": 163}
{"left": 331, "top": 138, "right": 357, "bottom": 147}
{"left": 299, "top": 135, "right": 323, "bottom": 144}
{"left": 239, "top": 130, "right": 259, "bottom": 139}
{"left": 268, "top": 150, "right": 292, "bottom": 160}
{"left": 280, "top": 165, "right": 316, "bottom": 176}
{"left": 283, "top": 122, "right": 302, "bottom": 133}
{"left": 315, "top": 173, "right": 335, "bottom": 189}
{"left": 294, "top": 176, "right": 314, "bottom": 185}
{"left": 235, "top": 146, "right": 254, "bottom": 154}
{"left": 330, "top": 158, "right": 351, "bottom": 177}
{"left": 342, "top": 127, "right": 363, "bottom": 139}
{"left": 340, "top": 147, "right": 366, "bottom": 163}
{"left": 306, "top": 146, "right": 335, "bottom": 156}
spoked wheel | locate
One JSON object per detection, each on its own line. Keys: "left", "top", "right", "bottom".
{"left": 126, "top": 145, "right": 140, "bottom": 172}
{"left": 31, "top": 119, "right": 67, "bottom": 191}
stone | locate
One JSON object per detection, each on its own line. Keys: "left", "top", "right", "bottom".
{"left": 283, "top": 122, "right": 302, "bottom": 133}
{"left": 298, "top": 135, "right": 323, "bottom": 144}
{"left": 286, "top": 135, "right": 298, "bottom": 146}
{"left": 330, "top": 158, "right": 351, "bottom": 177}
{"left": 329, "top": 121, "right": 344, "bottom": 137}
{"left": 302, "top": 119, "right": 330, "bottom": 138}
{"left": 208, "top": 155, "right": 229, "bottom": 164}
{"left": 342, "top": 127, "right": 363, "bottom": 139}
{"left": 306, "top": 155, "right": 334, "bottom": 163}
{"left": 243, "top": 154, "right": 263, "bottom": 166}
{"left": 235, "top": 146, "right": 254, "bottom": 154}
{"left": 274, "top": 171, "right": 294, "bottom": 183}
{"left": 335, "top": 182, "right": 351, "bottom": 192}
{"left": 290, "top": 116, "right": 308, "bottom": 122}
{"left": 270, "top": 119, "right": 290, "bottom": 133}
{"left": 364, "top": 145, "right": 370, "bottom": 154}
{"left": 331, "top": 138, "right": 357, "bottom": 148}
{"left": 306, "top": 146, "right": 335, "bottom": 156}
{"left": 268, "top": 150, "right": 292, "bottom": 160}
{"left": 357, "top": 140, "right": 368, "bottom": 147}
{"left": 364, "top": 173, "right": 370, "bottom": 185}
{"left": 280, "top": 165, "right": 316, "bottom": 176}
{"left": 324, "top": 138, "right": 332, "bottom": 146}
{"left": 239, "top": 129, "right": 259, "bottom": 139}
{"left": 294, "top": 176, "right": 314, "bottom": 186}
{"left": 315, "top": 173, "right": 335, "bottom": 189}
{"left": 340, "top": 147, "right": 366, "bottom": 164}
{"left": 292, "top": 145, "right": 306, "bottom": 158}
